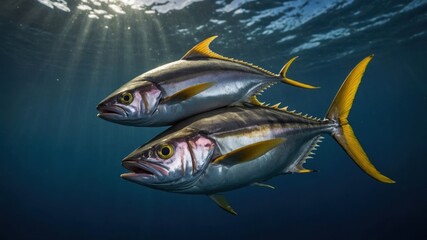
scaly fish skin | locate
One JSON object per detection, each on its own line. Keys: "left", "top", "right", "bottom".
{"left": 121, "top": 106, "right": 334, "bottom": 194}
{"left": 97, "top": 36, "right": 316, "bottom": 126}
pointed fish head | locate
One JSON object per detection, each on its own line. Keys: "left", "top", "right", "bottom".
{"left": 121, "top": 131, "right": 216, "bottom": 191}
{"left": 97, "top": 80, "right": 161, "bottom": 126}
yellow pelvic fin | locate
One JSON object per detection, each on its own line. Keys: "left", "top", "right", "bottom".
{"left": 327, "top": 55, "right": 395, "bottom": 184}
{"left": 296, "top": 169, "right": 317, "bottom": 174}
{"left": 161, "top": 82, "right": 214, "bottom": 104}
{"left": 279, "top": 56, "right": 319, "bottom": 89}
{"left": 209, "top": 194, "right": 237, "bottom": 215}
{"left": 212, "top": 138, "right": 285, "bottom": 165}
{"left": 181, "top": 36, "right": 226, "bottom": 60}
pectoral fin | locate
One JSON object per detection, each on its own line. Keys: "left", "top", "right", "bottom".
{"left": 209, "top": 194, "right": 237, "bottom": 215}
{"left": 212, "top": 138, "right": 285, "bottom": 165}
{"left": 161, "top": 82, "right": 214, "bottom": 104}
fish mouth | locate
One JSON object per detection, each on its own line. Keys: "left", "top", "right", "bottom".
{"left": 96, "top": 105, "right": 126, "bottom": 118}
{"left": 120, "top": 159, "right": 157, "bottom": 180}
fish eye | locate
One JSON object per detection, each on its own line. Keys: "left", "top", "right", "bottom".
{"left": 119, "top": 92, "right": 133, "bottom": 105}
{"left": 157, "top": 144, "right": 174, "bottom": 159}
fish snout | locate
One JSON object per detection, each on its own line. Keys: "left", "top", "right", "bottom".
{"left": 120, "top": 157, "right": 165, "bottom": 183}
{"left": 122, "top": 159, "right": 155, "bottom": 175}
{"left": 96, "top": 103, "right": 127, "bottom": 119}
{"left": 96, "top": 102, "right": 105, "bottom": 114}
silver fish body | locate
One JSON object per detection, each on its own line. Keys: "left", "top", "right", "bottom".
{"left": 123, "top": 106, "right": 334, "bottom": 194}
{"left": 103, "top": 59, "right": 279, "bottom": 126}
{"left": 97, "top": 36, "right": 315, "bottom": 126}
{"left": 120, "top": 56, "right": 394, "bottom": 214}
{"left": 187, "top": 109, "right": 332, "bottom": 194}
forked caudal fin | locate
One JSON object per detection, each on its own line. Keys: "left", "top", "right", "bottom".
{"left": 326, "top": 55, "right": 395, "bottom": 184}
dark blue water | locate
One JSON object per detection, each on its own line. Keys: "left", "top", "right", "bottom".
{"left": 1, "top": 1, "right": 426, "bottom": 239}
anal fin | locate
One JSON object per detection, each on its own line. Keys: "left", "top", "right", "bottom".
{"left": 209, "top": 194, "right": 237, "bottom": 215}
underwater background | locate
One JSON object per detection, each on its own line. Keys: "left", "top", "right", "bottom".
{"left": 1, "top": 0, "right": 426, "bottom": 239}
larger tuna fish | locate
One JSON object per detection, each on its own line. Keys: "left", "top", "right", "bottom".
{"left": 96, "top": 36, "right": 317, "bottom": 126}
{"left": 120, "top": 56, "right": 394, "bottom": 215}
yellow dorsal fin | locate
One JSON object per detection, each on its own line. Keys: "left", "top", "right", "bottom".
{"left": 212, "top": 138, "right": 285, "bottom": 165}
{"left": 161, "top": 82, "right": 214, "bottom": 104}
{"left": 183, "top": 37, "right": 317, "bottom": 90}
{"left": 182, "top": 36, "right": 226, "bottom": 60}
{"left": 280, "top": 56, "right": 319, "bottom": 89}
{"left": 279, "top": 56, "right": 298, "bottom": 77}
{"left": 182, "top": 36, "right": 277, "bottom": 77}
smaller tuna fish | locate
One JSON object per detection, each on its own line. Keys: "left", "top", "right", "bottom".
{"left": 97, "top": 36, "right": 317, "bottom": 126}
{"left": 120, "top": 55, "right": 394, "bottom": 215}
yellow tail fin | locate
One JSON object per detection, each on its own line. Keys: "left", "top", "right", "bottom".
{"left": 327, "top": 55, "right": 395, "bottom": 183}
